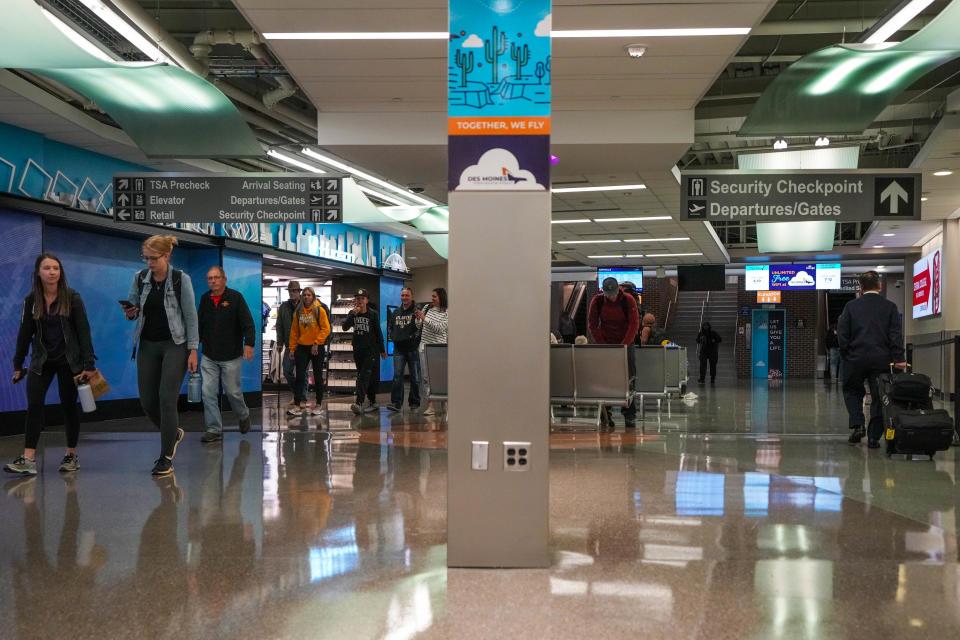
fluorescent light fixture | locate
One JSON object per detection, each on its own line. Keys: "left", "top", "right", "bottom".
{"left": 264, "top": 29, "right": 751, "bottom": 41}
{"left": 773, "top": 139, "right": 788, "bottom": 150}
{"left": 76, "top": 0, "right": 176, "bottom": 64}
{"left": 553, "top": 184, "right": 646, "bottom": 193}
{"left": 873, "top": 245, "right": 884, "bottom": 248}
{"left": 646, "top": 252, "right": 703, "bottom": 257}
{"left": 625, "top": 254, "right": 646, "bottom": 258}
{"left": 264, "top": 32, "right": 449, "bottom": 40}
{"left": 882, "top": 233, "right": 895, "bottom": 237}
{"left": 557, "top": 239, "right": 621, "bottom": 244}
{"left": 301, "top": 148, "right": 434, "bottom": 207}
{"left": 815, "top": 137, "right": 830, "bottom": 147}
{"left": 921, "top": 196, "right": 928, "bottom": 201}
{"left": 625, "top": 44, "right": 647, "bottom": 58}
{"left": 933, "top": 170, "right": 953, "bottom": 176}
{"left": 551, "top": 218, "right": 592, "bottom": 224}
{"left": 552, "top": 28, "right": 751, "bottom": 38}
{"left": 624, "top": 237, "right": 690, "bottom": 243}
{"left": 267, "top": 149, "right": 326, "bottom": 173}
{"left": 863, "top": 0, "right": 935, "bottom": 45}
{"left": 588, "top": 255, "right": 625, "bottom": 259}
{"left": 357, "top": 184, "right": 407, "bottom": 206}
{"left": 595, "top": 216, "right": 672, "bottom": 222}
{"left": 41, "top": 9, "right": 114, "bottom": 63}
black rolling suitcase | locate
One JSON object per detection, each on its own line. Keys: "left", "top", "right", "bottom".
{"left": 878, "top": 366, "right": 955, "bottom": 458}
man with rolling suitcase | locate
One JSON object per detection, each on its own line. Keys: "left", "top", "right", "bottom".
{"left": 837, "top": 271, "right": 906, "bottom": 448}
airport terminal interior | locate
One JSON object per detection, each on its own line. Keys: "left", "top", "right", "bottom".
{"left": 3, "top": 0, "right": 960, "bottom": 638}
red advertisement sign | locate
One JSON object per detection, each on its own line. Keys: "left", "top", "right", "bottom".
{"left": 912, "top": 247, "right": 941, "bottom": 319}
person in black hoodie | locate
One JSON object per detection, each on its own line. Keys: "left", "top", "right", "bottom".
{"left": 197, "top": 266, "right": 256, "bottom": 443}
{"left": 342, "top": 288, "right": 386, "bottom": 414}
{"left": 696, "top": 322, "right": 722, "bottom": 384}
{"left": 387, "top": 287, "right": 421, "bottom": 412}
{"left": 6, "top": 253, "right": 97, "bottom": 476}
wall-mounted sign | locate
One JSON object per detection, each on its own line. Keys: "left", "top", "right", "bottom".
{"left": 752, "top": 308, "right": 785, "bottom": 379}
{"left": 447, "top": 0, "right": 551, "bottom": 192}
{"left": 681, "top": 170, "right": 921, "bottom": 222}
{"left": 112, "top": 173, "right": 344, "bottom": 224}
{"left": 913, "top": 247, "right": 942, "bottom": 319}
{"left": 757, "top": 290, "right": 781, "bottom": 304}
{"left": 746, "top": 263, "right": 842, "bottom": 291}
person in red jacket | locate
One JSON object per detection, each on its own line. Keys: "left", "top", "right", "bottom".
{"left": 587, "top": 277, "right": 640, "bottom": 430}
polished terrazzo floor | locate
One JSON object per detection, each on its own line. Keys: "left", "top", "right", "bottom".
{"left": 1, "top": 380, "right": 959, "bottom": 639}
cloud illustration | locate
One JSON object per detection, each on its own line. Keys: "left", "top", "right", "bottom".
{"left": 787, "top": 270, "right": 815, "bottom": 287}
{"left": 756, "top": 360, "right": 766, "bottom": 367}
{"left": 462, "top": 34, "right": 483, "bottom": 47}
{"left": 456, "top": 148, "right": 545, "bottom": 191}
{"left": 535, "top": 14, "right": 552, "bottom": 37}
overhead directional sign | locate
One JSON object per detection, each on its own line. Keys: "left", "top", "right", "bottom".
{"left": 112, "top": 172, "right": 345, "bottom": 224}
{"left": 680, "top": 170, "right": 921, "bottom": 222}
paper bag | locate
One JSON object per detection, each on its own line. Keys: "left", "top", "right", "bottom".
{"left": 74, "top": 369, "right": 110, "bottom": 400}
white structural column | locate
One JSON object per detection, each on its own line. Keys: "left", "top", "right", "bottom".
{"left": 447, "top": 191, "right": 551, "bottom": 567}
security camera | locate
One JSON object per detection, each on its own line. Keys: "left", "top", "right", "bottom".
{"left": 408, "top": 186, "right": 426, "bottom": 193}
{"left": 895, "top": 280, "right": 902, "bottom": 288}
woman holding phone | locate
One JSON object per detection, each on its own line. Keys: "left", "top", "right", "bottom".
{"left": 415, "top": 287, "right": 448, "bottom": 417}
{"left": 122, "top": 235, "right": 198, "bottom": 477}
{"left": 5, "top": 253, "right": 97, "bottom": 476}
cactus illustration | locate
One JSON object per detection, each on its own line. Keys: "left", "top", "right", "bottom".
{"left": 510, "top": 42, "right": 529, "bottom": 79}
{"left": 545, "top": 55, "right": 551, "bottom": 84}
{"left": 455, "top": 49, "right": 474, "bottom": 87}
{"left": 484, "top": 26, "right": 507, "bottom": 83}
{"left": 535, "top": 61, "right": 545, "bottom": 84}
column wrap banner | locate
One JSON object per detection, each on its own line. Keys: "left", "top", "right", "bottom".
{"left": 448, "top": 0, "right": 551, "bottom": 192}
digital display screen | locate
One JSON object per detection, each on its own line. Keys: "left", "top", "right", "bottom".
{"left": 745, "top": 263, "right": 842, "bottom": 291}
{"left": 757, "top": 291, "right": 781, "bottom": 304}
{"left": 598, "top": 268, "right": 644, "bottom": 291}
{"left": 913, "top": 248, "right": 942, "bottom": 319}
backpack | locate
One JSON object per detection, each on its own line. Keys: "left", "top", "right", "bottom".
{"left": 137, "top": 268, "right": 182, "bottom": 305}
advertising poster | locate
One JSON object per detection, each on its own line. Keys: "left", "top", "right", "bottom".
{"left": 448, "top": 0, "right": 551, "bottom": 192}
{"left": 751, "top": 309, "right": 786, "bottom": 379}
{"left": 745, "top": 264, "right": 842, "bottom": 291}
{"left": 912, "top": 247, "right": 942, "bottom": 319}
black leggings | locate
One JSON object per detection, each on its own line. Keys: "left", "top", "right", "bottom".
{"left": 25, "top": 359, "right": 80, "bottom": 449}
{"left": 294, "top": 345, "right": 325, "bottom": 405}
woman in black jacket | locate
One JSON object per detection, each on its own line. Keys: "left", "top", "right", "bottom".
{"left": 6, "top": 253, "right": 97, "bottom": 476}
{"left": 697, "top": 322, "right": 722, "bottom": 384}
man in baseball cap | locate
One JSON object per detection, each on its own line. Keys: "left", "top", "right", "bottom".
{"left": 276, "top": 281, "right": 305, "bottom": 411}
{"left": 587, "top": 277, "right": 640, "bottom": 430}
{"left": 343, "top": 288, "right": 387, "bottom": 413}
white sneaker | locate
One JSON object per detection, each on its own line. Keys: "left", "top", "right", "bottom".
{"left": 422, "top": 406, "right": 436, "bottom": 416}
{"left": 311, "top": 405, "right": 326, "bottom": 416}
{"left": 288, "top": 405, "right": 303, "bottom": 416}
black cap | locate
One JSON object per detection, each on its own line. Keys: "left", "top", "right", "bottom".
{"left": 355, "top": 288, "right": 370, "bottom": 298}
{"left": 287, "top": 280, "right": 302, "bottom": 291}
{"left": 621, "top": 281, "right": 637, "bottom": 295}
{"left": 602, "top": 277, "right": 619, "bottom": 295}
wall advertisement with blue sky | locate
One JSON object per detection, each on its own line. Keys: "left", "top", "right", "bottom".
{"left": 448, "top": 0, "right": 551, "bottom": 192}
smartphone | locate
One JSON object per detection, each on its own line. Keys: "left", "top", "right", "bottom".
{"left": 12, "top": 370, "right": 25, "bottom": 384}
{"left": 118, "top": 300, "right": 134, "bottom": 309}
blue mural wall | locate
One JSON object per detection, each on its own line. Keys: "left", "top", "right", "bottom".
{"left": 222, "top": 248, "right": 263, "bottom": 393}
{"left": 0, "top": 122, "right": 147, "bottom": 207}
{"left": 379, "top": 276, "right": 406, "bottom": 382}
{"left": 174, "top": 246, "right": 220, "bottom": 394}
{"left": 0, "top": 209, "right": 43, "bottom": 412}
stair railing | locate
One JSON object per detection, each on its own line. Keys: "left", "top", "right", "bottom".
{"left": 663, "top": 284, "right": 679, "bottom": 328}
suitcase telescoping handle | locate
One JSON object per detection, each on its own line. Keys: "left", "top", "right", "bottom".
{"left": 890, "top": 362, "right": 911, "bottom": 374}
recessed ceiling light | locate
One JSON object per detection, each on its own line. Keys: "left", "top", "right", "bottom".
{"left": 587, "top": 255, "right": 625, "bottom": 259}
{"left": 550, "top": 219, "right": 592, "bottom": 224}
{"left": 645, "top": 252, "right": 704, "bottom": 257}
{"left": 594, "top": 216, "right": 671, "bottom": 222}
{"left": 263, "top": 28, "right": 751, "bottom": 40}
{"left": 933, "top": 170, "right": 953, "bottom": 177}
{"left": 552, "top": 184, "right": 646, "bottom": 193}
{"left": 557, "top": 239, "right": 621, "bottom": 244}
{"left": 921, "top": 197, "right": 929, "bottom": 201}
{"left": 773, "top": 139, "right": 788, "bottom": 150}
{"left": 625, "top": 254, "right": 646, "bottom": 258}
{"left": 267, "top": 150, "right": 326, "bottom": 174}
{"left": 873, "top": 245, "right": 885, "bottom": 248}
{"left": 302, "top": 147, "right": 433, "bottom": 206}
{"left": 624, "top": 44, "right": 647, "bottom": 58}
{"left": 624, "top": 237, "right": 690, "bottom": 242}
{"left": 882, "top": 233, "right": 895, "bottom": 237}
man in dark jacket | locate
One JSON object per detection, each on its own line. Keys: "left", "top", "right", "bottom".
{"left": 343, "top": 288, "right": 387, "bottom": 414}
{"left": 387, "top": 287, "right": 421, "bottom": 412}
{"left": 838, "top": 271, "right": 906, "bottom": 448}
{"left": 276, "top": 281, "right": 305, "bottom": 413}
{"left": 587, "top": 277, "right": 640, "bottom": 430}
{"left": 198, "top": 266, "right": 256, "bottom": 442}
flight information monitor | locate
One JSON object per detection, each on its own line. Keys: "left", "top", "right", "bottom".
{"left": 745, "top": 264, "right": 842, "bottom": 291}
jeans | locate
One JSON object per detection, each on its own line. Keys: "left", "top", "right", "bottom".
{"left": 354, "top": 347, "right": 379, "bottom": 404}
{"left": 137, "top": 339, "right": 188, "bottom": 457}
{"left": 390, "top": 350, "right": 421, "bottom": 408}
{"left": 282, "top": 346, "right": 307, "bottom": 400}
{"left": 200, "top": 356, "right": 250, "bottom": 434}
{"left": 842, "top": 360, "right": 885, "bottom": 438}
{"left": 829, "top": 347, "right": 843, "bottom": 381}
{"left": 294, "top": 345, "right": 325, "bottom": 405}
{"left": 25, "top": 359, "right": 80, "bottom": 449}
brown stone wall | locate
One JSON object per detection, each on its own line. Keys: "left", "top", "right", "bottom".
{"left": 641, "top": 276, "right": 678, "bottom": 325}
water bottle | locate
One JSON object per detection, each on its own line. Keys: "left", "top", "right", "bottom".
{"left": 77, "top": 383, "right": 96, "bottom": 413}
{"left": 188, "top": 373, "right": 202, "bottom": 403}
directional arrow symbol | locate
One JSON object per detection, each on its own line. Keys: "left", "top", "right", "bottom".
{"left": 116, "top": 193, "right": 130, "bottom": 206}
{"left": 325, "top": 209, "right": 340, "bottom": 222}
{"left": 326, "top": 194, "right": 339, "bottom": 206}
{"left": 117, "top": 178, "right": 129, "bottom": 190}
{"left": 116, "top": 208, "right": 131, "bottom": 221}
{"left": 325, "top": 179, "right": 340, "bottom": 192}
{"left": 880, "top": 180, "right": 909, "bottom": 214}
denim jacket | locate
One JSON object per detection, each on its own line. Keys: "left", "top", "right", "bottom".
{"left": 127, "top": 268, "right": 199, "bottom": 355}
